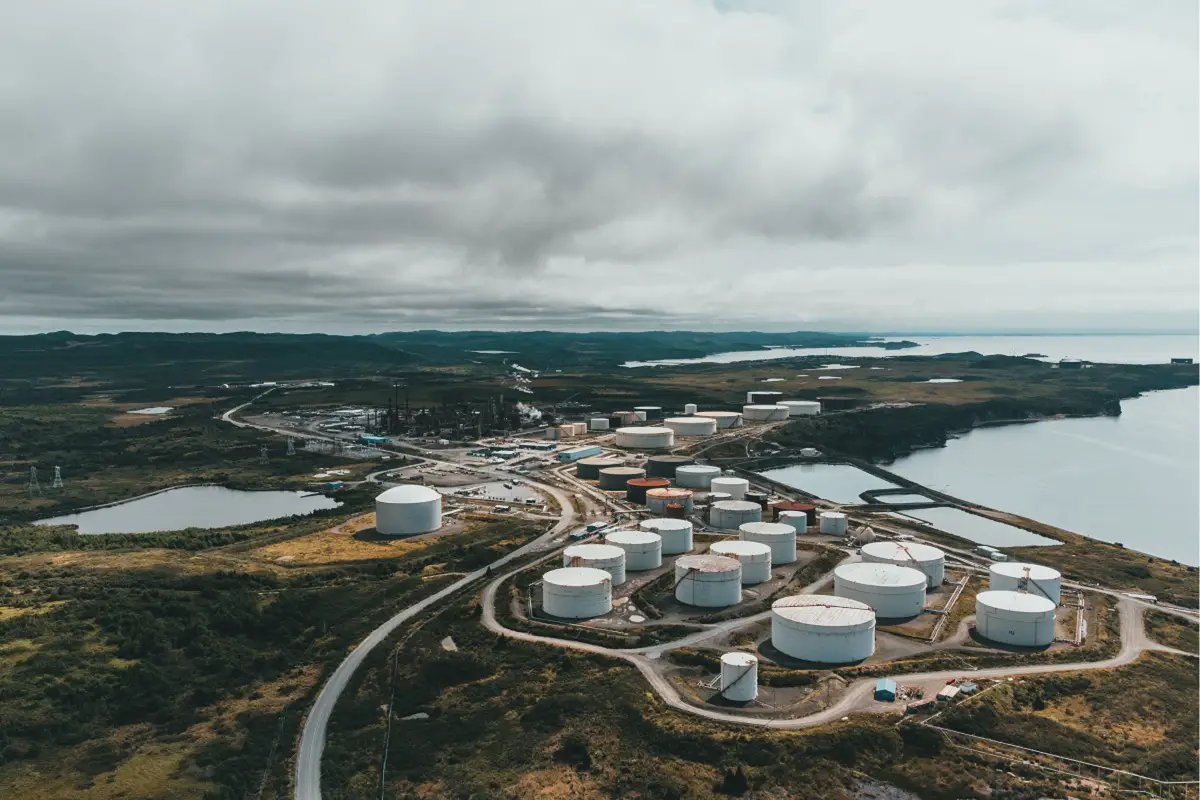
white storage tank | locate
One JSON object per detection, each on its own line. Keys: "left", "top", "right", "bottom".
{"left": 742, "top": 404, "right": 790, "bottom": 422}
{"left": 861, "top": 540, "right": 945, "bottom": 587}
{"left": 719, "top": 652, "right": 758, "bottom": 702}
{"left": 588, "top": 417, "right": 611, "bottom": 431}
{"left": 819, "top": 511, "right": 848, "bottom": 536}
{"left": 639, "top": 518, "right": 693, "bottom": 555}
{"left": 710, "top": 476, "right": 749, "bottom": 500}
{"left": 664, "top": 416, "right": 718, "bottom": 437}
{"left": 696, "top": 410, "right": 743, "bottom": 429}
{"left": 771, "top": 595, "right": 876, "bottom": 663}
{"left": 988, "top": 563, "right": 1063, "bottom": 605}
{"left": 615, "top": 426, "right": 675, "bottom": 450}
{"left": 598, "top": 466, "right": 645, "bottom": 491}
{"left": 646, "top": 487, "right": 694, "bottom": 515}
{"left": 633, "top": 410, "right": 648, "bottom": 421}
{"left": 684, "top": 403, "right": 698, "bottom": 416}
{"left": 675, "top": 464, "right": 722, "bottom": 489}
{"left": 604, "top": 530, "right": 663, "bottom": 571}
{"left": 710, "top": 540, "right": 773, "bottom": 584}
{"left": 834, "top": 562, "right": 927, "bottom": 618}
{"left": 707, "top": 492, "right": 733, "bottom": 505}
{"left": 779, "top": 400, "right": 821, "bottom": 416}
{"left": 542, "top": 567, "right": 612, "bottom": 619}
{"left": 375, "top": 485, "right": 443, "bottom": 536}
{"left": 739, "top": 521, "right": 798, "bottom": 565}
{"left": 975, "top": 590, "right": 1057, "bottom": 646}
{"left": 674, "top": 554, "right": 743, "bottom": 607}
{"left": 563, "top": 543, "right": 627, "bottom": 586}
{"left": 710, "top": 500, "right": 762, "bottom": 529}
{"left": 778, "top": 510, "right": 808, "bottom": 533}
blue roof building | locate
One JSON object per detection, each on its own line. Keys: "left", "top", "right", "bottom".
{"left": 874, "top": 678, "right": 897, "bottom": 702}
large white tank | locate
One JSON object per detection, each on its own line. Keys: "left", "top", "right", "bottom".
{"left": 646, "top": 487, "right": 694, "bottom": 515}
{"left": 542, "top": 567, "right": 612, "bottom": 619}
{"left": 375, "top": 485, "right": 442, "bottom": 536}
{"left": 604, "top": 529, "right": 663, "bottom": 571}
{"left": 674, "top": 554, "right": 743, "bottom": 607}
{"left": 719, "top": 652, "right": 758, "bottom": 702}
{"left": 710, "top": 500, "right": 762, "bottom": 529}
{"left": 675, "top": 464, "right": 722, "bottom": 489}
{"left": 988, "top": 563, "right": 1063, "bottom": 605}
{"left": 663, "top": 416, "right": 718, "bottom": 437}
{"left": 598, "top": 466, "right": 645, "bottom": 491}
{"left": 778, "top": 510, "right": 809, "bottom": 533}
{"left": 975, "top": 590, "right": 1057, "bottom": 646}
{"left": 834, "top": 563, "right": 927, "bottom": 618}
{"left": 696, "top": 410, "right": 743, "bottom": 429}
{"left": 615, "top": 426, "right": 675, "bottom": 449}
{"left": 742, "top": 404, "right": 790, "bottom": 422}
{"left": 684, "top": 403, "right": 698, "bottom": 416}
{"left": 710, "top": 476, "right": 749, "bottom": 500}
{"left": 710, "top": 540, "right": 773, "bottom": 584}
{"left": 779, "top": 400, "right": 821, "bottom": 416}
{"left": 588, "top": 417, "right": 611, "bottom": 431}
{"left": 563, "top": 543, "right": 627, "bottom": 586}
{"left": 819, "top": 511, "right": 848, "bottom": 536}
{"left": 771, "top": 595, "right": 876, "bottom": 663}
{"left": 640, "top": 518, "right": 693, "bottom": 554}
{"left": 739, "top": 521, "right": 798, "bottom": 565}
{"left": 861, "top": 541, "right": 945, "bottom": 587}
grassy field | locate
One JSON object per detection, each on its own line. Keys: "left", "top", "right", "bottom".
{"left": 1143, "top": 610, "right": 1200, "bottom": 654}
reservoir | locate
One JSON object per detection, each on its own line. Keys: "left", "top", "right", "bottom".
{"left": 758, "top": 463, "right": 898, "bottom": 505}
{"left": 36, "top": 486, "right": 342, "bottom": 535}
{"left": 887, "top": 387, "right": 1199, "bottom": 565}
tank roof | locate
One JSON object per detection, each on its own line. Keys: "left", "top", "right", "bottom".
{"left": 743, "top": 404, "right": 788, "bottom": 410}
{"left": 376, "top": 484, "right": 441, "bottom": 504}
{"left": 713, "top": 500, "right": 763, "bottom": 512}
{"left": 711, "top": 540, "right": 772, "bottom": 557}
{"left": 605, "top": 530, "right": 662, "bottom": 546}
{"left": 564, "top": 543, "right": 625, "bottom": 560}
{"left": 862, "top": 540, "right": 944, "bottom": 563}
{"left": 675, "top": 554, "right": 741, "bottom": 573}
{"left": 640, "top": 518, "right": 693, "bottom": 531}
{"left": 599, "top": 466, "right": 645, "bottom": 475}
{"left": 627, "top": 477, "right": 671, "bottom": 487}
{"left": 740, "top": 522, "right": 795, "bottom": 536}
{"left": 543, "top": 567, "right": 612, "bottom": 586}
{"left": 989, "top": 562, "right": 1061, "bottom": 580}
{"left": 721, "top": 652, "right": 758, "bottom": 666}
{"left": 648, "top": 455, "right": 693, "bottom": 463}
{"left": 977, "top": 590, "right": 1057, "bottom": 613}
{"left": 647, "top": 487, "right": 693, "bottom": 498}
{"left": 618, "top": 426, "right": 674, "bottom": 435}
{"left": 835, "top": 562, "right": 926, "bottom": 588}
{"left": 578, "top": 456, "right": 623, "bottom": 466}
{"left": 677, "top": 464, "right": 721, "bottom": 473}
{"left": 772, "top": 594, "right": 875, "bottom": 627}
{"left": 695, "top": 411, "right": 743, "bottom": 417}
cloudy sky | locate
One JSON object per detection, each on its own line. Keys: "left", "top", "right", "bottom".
{"left": 1, "top": 0, "right": 1196, "bottom": 334}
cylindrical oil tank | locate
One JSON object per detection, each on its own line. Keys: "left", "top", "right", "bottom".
{"left": 665, "top": 503, "right": 686, "bottom": 519}
{"left": 626, "top": 477, "right": 670, "bottom": 504}
{"left": 588, "top": 417, "right": 611, "bottom": 431}
{"left": 819, "top": 511, "right": 848, "bottom": 536}
{"left": 575, "top": 456, "right": 623, "bottom": 480}
{"left": 747, "top": 391, "right": 784, "bottom": 404}
{"left": 779, "top": 400, "right": 821, "bottom": 416}
{"left": 861, "top": 541, "right": 945, "bottom": 587}
{"left": 646, "top": 455, "right": 694, "bottom": 479}
{"left": 742, "top": 404, "right": 790, "bottom": 422}
{"left": 710, "top": 476, "right": 749, "bottom": 500}
{"left": 375, "top": 485, "right": 442, "bottom": 536}
{"left": 646, "top": 487, "right": 694, "bottom": 516}
{"left": 542, "top": 567, "right": 612, "bottom": 619}
{"left": 834, "top": 563, "right": 927, "bottom": 618}
{"left": 675, "top": 464, "right": 722, "bottom": 489}
{"left": 684, "top": 403, "right": 698, "bottom": 416}
{"left": 739, "top": 521, "right": 797, "bottom": 565}
{"left": 988, "top": 563, "right": 1063, "bottom": 605}
{"left": 634, "top": 410, "right": 648, "bottom": 421}
{"left": 771, "top": 595, "right": 875, "bottom": 663}
{"left": 605, "top": 529, "right": 663, "bottom": 571}
{"left": 710, "top": 540, "right": 773, "bottom": 584}
{"left": 640, "top": 518, "right": 693, "bottom": 554}
{"left": 719, "top": 652, "right": 758, "bottom": 702}
{"left": 634, "top": 406, "right": 662, "bottom": 420}
{"left": 773, "top": 502, "right": 818, "bottom": 525}
{"left": 598, "top": 466, "right": 645, "bottom": 491}
{"left": 710, "top": 500, "right": 762, "bottom": 529}
{"left": 664, "top": 416, "right": 718, "bottom": 437}
{"left": 744, "top": 491, "right": 769, "bottom": 510}
{"left": 778, "top": 510, "right": 808, "bottom": 533}
{"left": 696, "top": 410, "right": 743, "bottom": 429}
{"left": 612, "top": 411, "right": 641, "bottom": 427}
{"left": 707, "top": 492, "right": 733, "bottom": 504}
{"left": 563, "top": 543, "right": 627, "bottom": 585}
{"left": 615, "top": 426, "right": 675, "bottom": 449}
{"left": 674, "top": 554, "right": 742, "bottom": 607}
{"left": 975, "top": 590, "right": 1057, "bottom": 646}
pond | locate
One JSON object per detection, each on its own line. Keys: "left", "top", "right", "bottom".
{"left": 891, "top": 507, "right": 1059, "bottom": 548}
{"left": 758, "top": 463, "right": 898, "bottom": 504}
{"left": 35, "top": 486, "right": 342, "bottom": 534}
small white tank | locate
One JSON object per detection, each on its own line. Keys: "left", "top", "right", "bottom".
{"left": 739, "top": 521, "right": 798, "bottom": 564}
{"left": 709, "top": 500, "right": 762, "bottom": 529}
{"left": 834, "top": 562, "right": 927, "bottom": 618}
{"left": 975, "top": 590, "right": 1057, "bottom": 646}
{"left": 719, "top": 652, "right": 758, "bottom": 702}
{"left": 542, "top": 567, "right": 612, "bottom": 619}
{"left": 779, "top": 400, "right": 821, "bottom": 416}
{"left": 684, "top": 403, "right": 698, "bottom": 415}
{"left": 710, "top": 540, "right": 773, "bottom": 584}
{"left": 646, "top": 488, "right": 694, "bottom": 515}
{"left": 604, "top": 530, "right": 663, "bottom": 571}
{"left": 988, "top": 563, "right": 1062, "bottom": 605}
{"left": 674, "top": 554, "right": 742, "bottom": 607}
{"left": 819, "top": 511, "right": 848, "bottom": 536}
{"left": 663, "top": 416, "right": 718, "bottom": 437}
{"left": 633, "top": 410, "right": 648, "bottom": 421}
{"left": 742, "top": 404, "right": 790, "bottom": 422}
{"left": 861, "top": 540, "right": 945, "bottom": 587}
{"left": 707, "top": 492, "right": 733, "bottom": 504}
{"left": 695, "top": 411, "right": 743, "bottom": 429}
{"left": 778, "top": 510, "right": 808, "bottom": 533}
{"left": 634, "top": 406, "right": 662, "bottom": 420}
{"left": 639, "top": 518, "right": 693, "bottom": 554}
{"left": 710, "top": 476, "right": 750, "bottom": 500}
{"left": 588, "top": 417, "right": 611, "bottom": 431}
{"left": 771, "top": 595, "right": 875, "bottom": 663}
{"left": 563, "top": 543, "right": 627, "bottom": 586}
{"left": 675, "top": 464, "right": 722, "bottom": 489}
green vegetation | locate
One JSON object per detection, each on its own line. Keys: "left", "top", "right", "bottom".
{"left": 1144, "top": 611, "right": 1199, "bottom": 653}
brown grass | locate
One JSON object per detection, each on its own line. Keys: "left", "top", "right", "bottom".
{"left": 250, "top": 513, "right": 472, "bottom": 565}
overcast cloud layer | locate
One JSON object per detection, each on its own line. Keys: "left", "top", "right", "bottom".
{"left": 1, "top": 0, "right": 1196, "bottom": 333}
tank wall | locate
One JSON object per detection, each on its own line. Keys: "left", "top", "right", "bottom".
{"left": 675, "top": 570, "right": 742, "bottom": 607}
{"left": 711, "top": 505, "right": 762, "bottom": 529}
{"left": 543, "top": 584, "right": 612, "bottom": 619}
{"left": 720, "top": 658, "right": 758, "bottom": 702}
{"left": 771, "top": 618, "right": 876, "bottom": 663}
{"left": 376, "top": 498, "right": 442, "bottom": 536}
{"left": 819, "top": 514, "right": 848, "bottom": 535}
{"left": 976, "top": 607, "right": 1056, "bottom": 646}
{"left": 657, "top": 526, "right": 693, "bottom": 555}
{"left": 741, "top": 531, "right": 797, "bottom": 564}
{"left": 834, "top": 578, "right": 925, "bottom": 618}
{"left": 675, "top": 467, "right": 719, "bottom": 489}
{"left": 989, "top": 573, "right": 1062, "bottom": 604}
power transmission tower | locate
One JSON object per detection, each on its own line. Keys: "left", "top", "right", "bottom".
{"left": 260, "top": 445, "right": 269, "bottom": 464}
{"left": 51, "top": 466, "right": 64, "bottom": 489}
{"left": 26, "top": 466, "right": 42, "bottom": 497}
{"left": 286, "top": 438, "right": 296, "bottom": 456}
